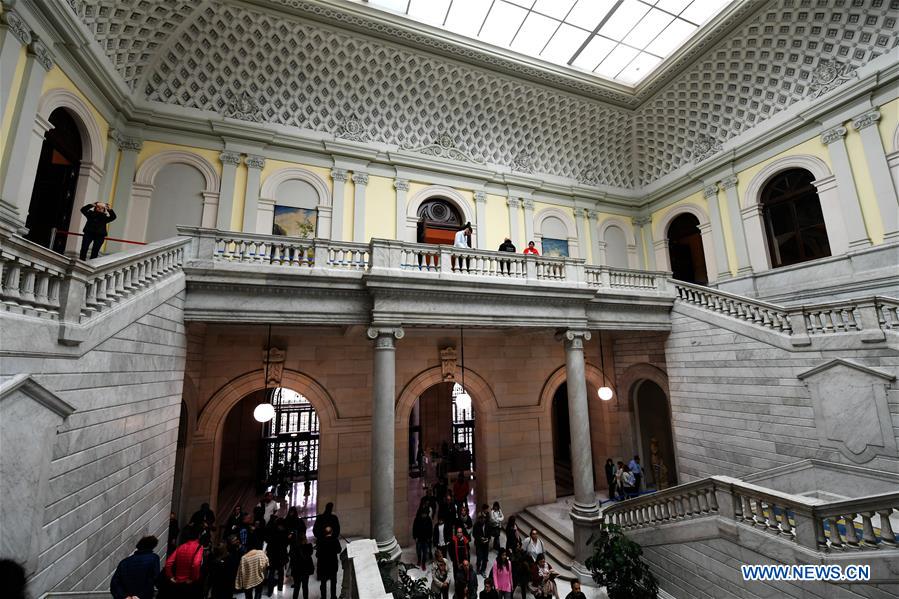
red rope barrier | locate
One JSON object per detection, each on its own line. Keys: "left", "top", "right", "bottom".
{"left": 56, "top": 230, "right": 147, "bottom": 245}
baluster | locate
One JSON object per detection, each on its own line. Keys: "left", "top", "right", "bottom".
{"left": 779, "top": 506, "right": 793, "bottom": 538}
{"left": 47, "top": 276, "right": 61, "bottom": 312}
{"left": 826, "top": 516, "right": 844, "bottom": 549}
{"left": 733, "top": 493, "right": 743, "bottom": 520}
{"left": 707, "top": 489, "right": 719, "bottom": 512}
{"left": 814, "top": 516, "right": 827, "bottom": 548}
{"left": 859, "top": 512, "right": 877, "bottom": 547}
{"left": 84, "top": 280, "right": 98, "bottom": 313}
{"left": 33, "top": 272, "right": 50, "bottom": 312}
{"left": 3, "top": 261, "right": 22, "bottom": 302}
{"left": 877, "top": 508, "right": 896, "bottom": 546}
{"left": 19, "top": 267, "right": 36, "bottom": 307}
{"left": 115, "top": 268, "right": 126, "bottom": 296}
{"left": 766, "top": 502, "right": 780, "bottom": 533}
{"left": 842, "top": 513, "right": 860, "bottom": 547}
{"left": 741, "top": 495, "right": 755, "bottom": 525}
{"left": 753, "top": 498, "right": 768, "bottom": 528}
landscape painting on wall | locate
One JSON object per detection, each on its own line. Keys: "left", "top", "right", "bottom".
{"left": 541, "top": 238, "right": 569, "bottom": 257}
{"left": 273, "top": 206, "right": 316, "bottom": 237}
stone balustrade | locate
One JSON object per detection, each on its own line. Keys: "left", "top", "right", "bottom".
{"left": 1, "top": 226, "right": 189, "bottom": 342}
{"left": 674, "top": 281, "right": 898, "bottom": 344}
{"left": 183, "top": 227, "right": 672, "bottom": 292}
{"left": 603, "top": 475, "right": 899, "bottom": 553}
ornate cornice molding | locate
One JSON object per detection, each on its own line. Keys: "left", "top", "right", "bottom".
{"left": 821, "top": 126, "right": 847, "bottom": 146}
{"left": 851, "top": 109, "right": 881, "bottom": 132}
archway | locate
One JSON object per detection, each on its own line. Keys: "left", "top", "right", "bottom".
{"left": 24, "top": 108, "right": 82, "bottom": 253}
{"left": 416, "top": 197, "right": 465, "bottom": 244}
{"left": 551, "top": 383, "right": 573, "bottom": 497}
{"left": 632, "top": 380, "right": 677, "bottom": 490}
{"left": 760, "top": 168, "right": 831, "bottom": 267}
{"left": 667, "top": 212, "right": 708, "bottom": 284}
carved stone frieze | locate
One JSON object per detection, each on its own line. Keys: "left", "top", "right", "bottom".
{"left": 226, "top": 91, "right": 263, "bottom": 123}
{"left": 439, "top": 346, "right": 457, "bottom": 381}
{"left": 2, "top": 11, "right": 32, "bottom": 46}
{"left": 404, "top": 131, "right": 485, "bottom": 164}
{"left": 335, "top": 118, "right": 369, "bottom": 142}
{"left": 691, "top": 135, "right": 722, "bottom": 163}
{"left": 808, "top": 60, "right": 857, "bottom": 99}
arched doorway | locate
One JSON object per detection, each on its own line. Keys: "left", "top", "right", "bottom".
{"left": 551, "top": 383, "right": 573, "bottom": 496}
{"left": 417, "top": 198, "right": 464, "bottom": 244}
{"left": 633, "top": 380, "right": 677, "bottom": 490}
{"left": 667, "top": 213, "right": 708, "bottom": 284}
{"left": 407, "top": 381, "right": 477, "bottom": 518}
{"left": 216, "top": 386, "right": 322, "bottom": 526}
{"left": 25, "top": 108, "right": 82, "bottom": 253}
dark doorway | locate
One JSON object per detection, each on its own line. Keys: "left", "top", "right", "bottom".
{"left": 417, "top": 198, "right": 464, "bottom": 245}
{"left": 667, "top": 213, "right": 708, "bottom": 284}
{"left": 25, "top": 108, "right": 82, "bottom": 253}
{"left": 634, "top": 380, "right": 677, "bottom": 490}
{"left": 552, "top": 383, "right": 573, "bottom": 497}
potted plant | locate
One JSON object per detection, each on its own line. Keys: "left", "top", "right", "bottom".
{"left": 585, "top": 522, "right": 659, "bottom": 599}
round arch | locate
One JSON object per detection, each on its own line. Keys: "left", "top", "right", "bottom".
{"left": 191, "top": 369, "right": 339, "bottom": 514}
{"left": 742, "top": 155, "right": 832, "bottom": 210}
{"left": 597, "top": 217, "right": 638, "bottom": 268}
{"left": 537, "top": 362, "right": 607, "bottom": 415}
{"left": 258, "top": 166, "right": 332, "bottom": 237}
{"left": 654, "top": 203, "right": 715, "bottom": 282}
{"left": 404, "top": 185, "right": 476, "bottom": 243}
{"left": 892, "top": 122, "right": 899, "bottom": 153}
{"left": 135, "top": 151, "right": 220, "bottom": 192}
{"left": 534, "top": 207, "right": 580, "bottom": 258}
{"left": 394, "top": 365, "right": 496, "bottom": 542}
{"left": 653, "top": 203, "right": 710, "bottom": 241}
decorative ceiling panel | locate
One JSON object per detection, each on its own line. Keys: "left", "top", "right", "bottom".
{"left": 143, "top": 2, "right": 636, "bottom": 187}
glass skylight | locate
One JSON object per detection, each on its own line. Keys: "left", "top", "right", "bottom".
{"left": 353, "top": 0, "right": 736, "bottom": 86}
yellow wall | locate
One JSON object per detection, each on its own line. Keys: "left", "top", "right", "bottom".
{"left": 0, "top": 45, "right": 26, "bottom": 171}
{"left": 485, "top": 194, "right": 508, "bottom": 250}
{"left": 878, "top": 97, "right": 899, "bottom": 153}
{"left": 365, "top": 175, "right": 395, "bottom": 239}
{"left": 41, "top": 66, "right": 109, "bottom": 155}
{"left": 135, "top": 141, "right": 223, "bottom": 175}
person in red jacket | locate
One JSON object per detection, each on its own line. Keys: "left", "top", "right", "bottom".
{"left": 523, "top": 241, "right": 539, "bottom": 255}
{"left": 449, "top": 526, "right": 470, "bottom": 570}
{"left": 163, "top": 527, "right": 204, "bottom": 599}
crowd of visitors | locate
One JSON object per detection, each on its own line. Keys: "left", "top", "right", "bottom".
{"left": 111, "top": 493, "right": 343, "bottom": 599}
{"left": 603, "top": 455, "right": 644, "bottom": 502}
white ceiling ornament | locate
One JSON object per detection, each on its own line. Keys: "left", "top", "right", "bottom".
{"left": 404, "top": 130, "right": 486, "bottom": 164}
{"left": 225, "top": 91, "right": 264, "bottom": 123}
{"left": 808, "top": 60, "right": 857, "bottom": 98}
{"left": 335, "top": 117, "right": 370, "bottom": 142}
{"left": 691, "top": 134, "right": 723, "bottom": 163}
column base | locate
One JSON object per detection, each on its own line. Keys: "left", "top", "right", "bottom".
{"left": 375, "top": 535, "right": 402, "bottom": 561}
{"left": 570, "top": 506, "right": 603, "bottom": 576}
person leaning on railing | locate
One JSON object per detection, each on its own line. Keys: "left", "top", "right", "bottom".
{"left": 79, "top": 201, "right": 117, "bottom": 260}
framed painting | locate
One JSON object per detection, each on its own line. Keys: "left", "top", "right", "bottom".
{"left": 541, "top": 237, "right": 569, "bottom": 257}
{"left": 273, "top": 206, "right": 316, "bottom": 237}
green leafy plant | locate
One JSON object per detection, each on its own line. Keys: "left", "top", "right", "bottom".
{"left": 585, "top": 522, "right": 659, "bottom": 599}
{"left": 378, "top": 559, "right": 436, "bottom": 599}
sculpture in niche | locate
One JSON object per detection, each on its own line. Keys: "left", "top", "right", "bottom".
{"left": 264, "top": 347, "right": 286, "bottom": 386}
{"left": 440, "top": 347, "right": 457, "bottom": 381}
{"left": 797, "top": 359, "right": 897, "bottom": 464}
{"left": 650, "top": 436, "right": 670, "bottom": 490}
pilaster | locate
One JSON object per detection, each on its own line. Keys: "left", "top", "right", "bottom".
{"left": 719, "top": 177, "right": 752, "bottom": 275}
{"left": 576, "top": 208, "right": 591, "bottom": 263}
{"left": 352, "top": 172, "right": 368, "bottom": 242}
{"left": 633, "top": 216, "right": 655, "bottom": 270}
{"left": 216, "top": 151, "right": 241, "bottom": 230}
{"left": 0, "top": 10, "right": 31, "bottom": 129}
{"left": 242, "top": 154, "right": 265, "bottom": 233}
{"left": 506, "top": 197, "right": 521, "bottom": 248}
{"left": 330, "top": 168, "right": 348, "bottom": 241}
{"left": 394, "top": 178, "right": 409, "bottom": 241}
{"left": 1, "top": 37, "right": 54, "bottom": 225}
{"left": 851, "top": 109, "right": 899, "bottom": 240}
{"left": 697, "top": 222, "right": 720, "bottom": 284}
{"left": 107, "top": 133, "right": 143, "bottom": 246}
{"left": 474, "top": 190, "right": 487, "bottom": 249}
{"left": 820, "top": 126, "right": 870, "bottom": 250}
{"left": 522, "top": 199, "right": 535, "bottom": 246}
{"left": 704, "top": 184, "right": 731, "bottom": 281}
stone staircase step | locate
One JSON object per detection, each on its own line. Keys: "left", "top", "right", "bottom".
{"left": 514, "top": 508, "right": 576, "bottom": 580}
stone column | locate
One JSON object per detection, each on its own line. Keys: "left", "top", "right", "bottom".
{"left": 719, "top": 177, "right": 752, "bottom": 275}
{"left": 108, "top": 135, "right": 143, "bottom": 245}
{"left": 633, "top": 216, "right": 655, "bottom": 270}
{"left": 704, "top": 184, "right": 731, "bottom": 280}
{"left": 216, "top": 151, "right": 241, "bottom": 230}
{"left": 474, "top": 191, "right": 487, "bottom": 249}
{"left": 394, "top": 178, "right": 409, "bottom": 241}
{"left": 0, "top": 11, "right": 31, "bottom": 137}
{"left": 367, "top": 326, "right": 404, "bottom": 560}
{"left": 1, "top": 38, "right": 54, "bottom": 224}
{"left": 330, "top": 168, "right": 348, "bottom": 241}
{"left": 243, "top": 155, "right": 265, "bottom": 233}
{"left": 851, "top": 109, "right": 899, "bottom": 241}
{"left": 522, "top": 199, "right": 535, "bottom": 246}
{"left": 352, "top": 172, "right": 368, "bottom": 242}
{"left": 820, "top": 126, "right": 870, "bottom": 250}
{"left": 506, "top": 197, "right": 521, "bottom": 248}
{"left": 562, "top": 330, "right": 602, "bottom": 582}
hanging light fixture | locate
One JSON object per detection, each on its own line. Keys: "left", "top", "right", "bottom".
{"left": 254, "top": 324, "right": 276, "bottom": 423}
{"left": 456, "top": 327, "right": 472, "bottom": 416}
{"left": 597, "top": 331, "right": 615, "bottom": 401}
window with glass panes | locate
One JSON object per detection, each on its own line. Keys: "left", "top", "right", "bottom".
{"left": 263, "top": 388, "right": 320, "bottom": 482}
{"left": 761, "top": 169, "right": 831, "bottom": 268}
{"left": 451, "top": 383, "right": 475, "bottom": 467}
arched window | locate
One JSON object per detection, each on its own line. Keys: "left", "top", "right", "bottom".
{"left": 761, "top": 168, "right": 831, "bottom": 268}
{"left": 541, "top": 216, "right": 569, "bottom": 257}
{"left": 25, "top": 108, "right": 83, "bottom": 253}
{"left": 667, "top": 213, "right": 708, "bottom": 284}
{"left": 145, "top": 163, "right": 207, "bottom": 242}
{"left": 417, "top": 198, "right": 463, "bottom": 245}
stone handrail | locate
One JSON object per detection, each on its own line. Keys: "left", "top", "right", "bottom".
{"left": 1, "top": 229, "right": 189, "bottom": 344}
{"left": 182, "top": 228, "right": 672, "bottom": 292}
{"left": 603, "top": 475, "right": 899, "bottom": 552}
{"left": 674, "top": 281, "right": 896, "bottom": 345}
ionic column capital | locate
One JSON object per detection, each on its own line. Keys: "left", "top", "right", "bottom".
{"left": 820, "top": 126, "right": 847, "bottom": 145}
{"left": 219, "top": 151, "right": 242, "bottom": 166}
{"left": 703, "top": 184, "right": 719, "bottom": 200}
{"left": 851, "top": 109, "right": 881, "bottom": 131}
{"left": 474, "top": 190, "right": 486, "bottom": 204}
{"left": 393, "top": 178, "right": 409, "bottom": 191}
{"left": 719, "top": 176, "right": 738, "bottom": 191}
{"left": 559, "top": 329, "right": 591, "bottom": 349}
{"left": 522, "top": 199, "right": 534, "bottom": 211}
{"left": 245, "top": 154, "right": 266, "bottom": 170}
{"left": 633, "top": 216, "right": 652, "bottom": 227}
{"left": 331, "top": 168, "right": 349, "bottom": 182}
{"left": 506, "top": 197, "right": 520, "bottom": 208}
{"left": 352, "top": 172, "right": 369, "bottom": 186}
{"left": 367, "top": 326, "right": 405, "bottom": 346}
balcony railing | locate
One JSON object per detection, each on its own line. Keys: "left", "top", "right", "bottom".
{"left": 182, "top": 228, "right": 672, "bottom": 293}
{"left": 603, "top": 475, "right": 899, "bottom": 552}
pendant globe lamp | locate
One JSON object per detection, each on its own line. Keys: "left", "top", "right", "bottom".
{"left": 597, "top": 331, "right": 615, "bottom": 402}
{"left": 254, "top": 324, "right": 276, "bottom": 423}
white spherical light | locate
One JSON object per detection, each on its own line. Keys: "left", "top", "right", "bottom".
{"left": 598, "top": 386, "right": 614, "bottom": 401}
{"left": 253, "top": 402, "right": 275, "bottom": 423}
